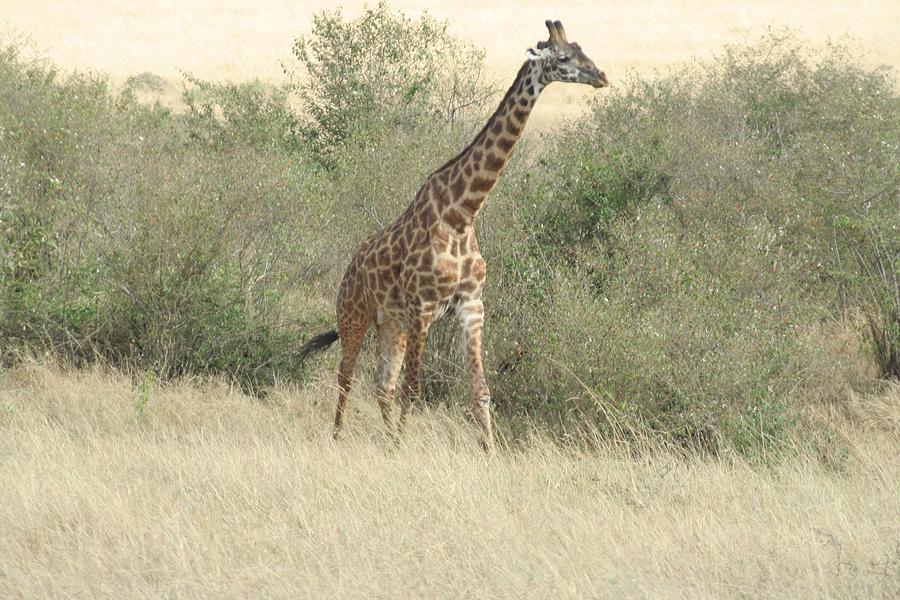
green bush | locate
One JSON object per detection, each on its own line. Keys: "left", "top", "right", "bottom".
{"left": 850, "top": 228, "right": 900, "bottom": 379}
{"left": 1, "top": 23, "right": 896, "bottom": 456}
{"left": 290, "top": 1, "right": 496, "bottom": 160}
{"left": 181, "top": 75, "right": 304, "bottom": 152}
{"left": 477, "top": 32, "right": 898, "bottom": 455}
{"left": 0, "top": 41, "right": 330, "bottom": 389}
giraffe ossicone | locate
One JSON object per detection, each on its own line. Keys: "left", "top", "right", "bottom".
{"left": 299, "top": 19, "right": 608, "bottom": 452}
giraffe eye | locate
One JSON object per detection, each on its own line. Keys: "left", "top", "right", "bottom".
{"left": 558, "top": 55, "right": 570, "bottom": 63}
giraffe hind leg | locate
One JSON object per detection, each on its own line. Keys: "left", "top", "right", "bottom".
{"left": 333, "top": 303, "right": 371, "bottom": 440}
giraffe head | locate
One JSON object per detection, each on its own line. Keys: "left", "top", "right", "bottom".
{"left": 526, "top": 20, "right": 608, "bottom": 88}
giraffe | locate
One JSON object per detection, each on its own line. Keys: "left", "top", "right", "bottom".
{"left": 300, "top": 20, "right": 608, "bottom": 451}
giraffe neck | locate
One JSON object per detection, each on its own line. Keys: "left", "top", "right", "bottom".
{"left": 426, "top": 60, "right": 544, "bottom": 233}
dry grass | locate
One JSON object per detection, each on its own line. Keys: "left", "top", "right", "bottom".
{"left": 1, "top": 362, "right": 898, "bottom": 598}
{"left": 5, "top": 0, "right": 898, "bottom": 130}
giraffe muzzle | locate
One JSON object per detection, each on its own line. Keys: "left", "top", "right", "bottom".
{"left": 591, "top": 70, "right": 609, "bottom": 88}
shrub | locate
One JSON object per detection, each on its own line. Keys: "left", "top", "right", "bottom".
{"left": 289, "top": 1, "right": 496, "bottom": 159}
{"left": 851, "top": 228, "right": 900, "bottom": 379}
{"left": 123, "top": 71, "right": 169, "bottom": 94}
{"left": 0, "top": 40, "right": 331, "bottom": 390}
{"left": 181, "top": 75, "right": 304, "bottom": 152}
{"left": 476, "top": 32, "right": 898, "bottom": 455}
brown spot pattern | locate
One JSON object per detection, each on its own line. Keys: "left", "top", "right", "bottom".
{"left": 470, "top": 177, "right": 494, "bottom": 193}
{"left": 484, "top": 153, "right": 505, "bottom": 172}
{"left": 443, "top": 209, "right": 466, "bottom": 233}
{"left": 461, "top": 196, "right": 483, "bottom": 214}
{"left": 451, "top": 176, "right": 465, "bottom": 200}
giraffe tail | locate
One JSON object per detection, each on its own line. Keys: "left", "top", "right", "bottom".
{"left": 298, "top": 329, "right": 340, "bottom": 362}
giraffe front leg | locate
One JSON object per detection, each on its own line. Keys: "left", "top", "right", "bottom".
{"left": 397, "top": 306, "right": 434, "bottom": 434}
{"left": 457, "top": 299, "right": 494, "bottom": 452}
{"left": 374, "top": 320, "right": 407, "bottom": 438}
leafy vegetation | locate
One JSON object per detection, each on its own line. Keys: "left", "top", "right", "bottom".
{"left": 1, "top": 9, "right": 897, "bottom": 457}
{"left": 289, "top": 1, "right": 496, "bottom": 161}
{"left": 476, "top": 33, "right": 898, "bottom": 453}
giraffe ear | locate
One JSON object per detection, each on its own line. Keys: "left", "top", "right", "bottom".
{"left": 526, "top": 47, "right": 551, "bottom": 61}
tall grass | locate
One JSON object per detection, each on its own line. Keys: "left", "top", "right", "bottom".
{"left": 1, "top": 361, "right": 898, "bottom": 598}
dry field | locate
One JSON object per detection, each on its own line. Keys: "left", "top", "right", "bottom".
{"left": 1, "top": 362, "right": 898, "bottom": 598}
{"left": 5, "top": 0, "right": 899, "bottom": 128}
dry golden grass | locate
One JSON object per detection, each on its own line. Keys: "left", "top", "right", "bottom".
{"left": 1, "top": 361, "right": 898, "bottom": 598}
{"left": 6, "top": 0, "right": 899, "bottom": 129}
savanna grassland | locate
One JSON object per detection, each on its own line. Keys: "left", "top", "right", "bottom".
{"left": 6, "top": 0, "right": 900, "bottom": 130}
{"left": 1, "top": 362, "right": 898, "bottom": 598}
{"left": 2, "top": 2, "right": 899, "bottom": 597}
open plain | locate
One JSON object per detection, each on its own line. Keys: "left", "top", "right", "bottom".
{"left": 4, "top": 0, "right": 899, "bottom": 127}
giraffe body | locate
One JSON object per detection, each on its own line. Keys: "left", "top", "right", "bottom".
{"left": 321, "top": 20, "right": 608, "bottom": 451}
{"left": 333, "top": 166, "right": 493, "bottom": 446}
